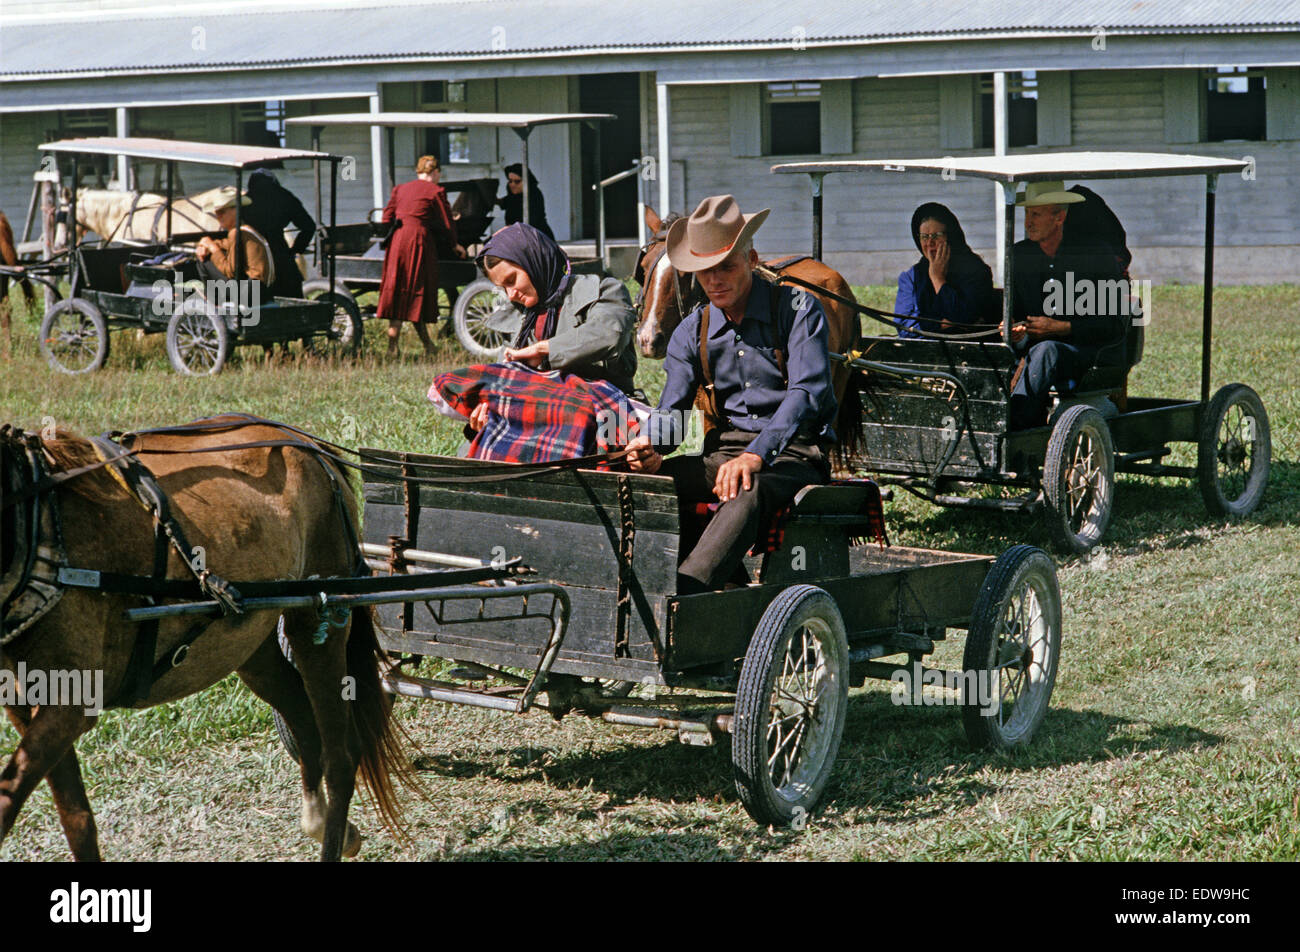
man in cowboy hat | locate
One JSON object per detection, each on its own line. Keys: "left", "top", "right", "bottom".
{"left": 625, "top": 194, "right": 836, "bottom": 595}
{"left": 194, "top": 185, "right": 275, "bottom": 289}
{"left": 1008, "top": 180, "right": 1127, "bottom": 429}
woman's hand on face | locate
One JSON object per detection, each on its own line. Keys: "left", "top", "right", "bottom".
{"left": 927, "top": 240, "right": 950, "bottom": 286}
{"left": 468, "top": 401, "right": 491, "bottom": 432}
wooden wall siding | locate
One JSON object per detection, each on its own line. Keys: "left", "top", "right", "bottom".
{"left": 1072, "top": 70, "right": 1166, "bottom": 146}
{"left": 284, "top": 97, "right": 377, "bottom": 225}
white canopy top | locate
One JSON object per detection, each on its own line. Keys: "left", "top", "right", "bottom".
{"left": 772, "top": 151, "right": 1249, "bottom": 182}
{"left": 40, "top": 136, "right": 338, "bottom": 168}
{"left": 286, "top": 112, "right": 615, "bottom": 130}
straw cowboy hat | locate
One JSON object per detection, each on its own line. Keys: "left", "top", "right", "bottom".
{"left": 202, "top": 186, "right": 252, "bottom": 216}
{"left": 1015, "top": 180, "right": 1085, "bottom": 207}
{"left": 666, "top": 194, "right": 770, "bottom": 272}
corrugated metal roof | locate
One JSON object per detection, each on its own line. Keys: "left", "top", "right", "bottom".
{"left": 3, "top": 0, "right": 1299, "bottom": 78}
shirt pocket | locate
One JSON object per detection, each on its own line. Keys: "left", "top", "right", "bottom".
{"left": 748, "top": 344, "right": 788, "bottom": 389}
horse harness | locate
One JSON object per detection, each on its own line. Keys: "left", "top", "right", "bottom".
{"left": 0, "top": 420, "right": 360, "bottom": 709}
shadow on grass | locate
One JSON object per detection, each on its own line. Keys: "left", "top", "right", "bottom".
{"left": 453, "top": 831, "right": 749, "bottom": 861}
{"left": 884, "top": 460, "right": 1299, "bottom": 558}
{"left": 409, "top": 691, "right": 1221, "bottom": 829}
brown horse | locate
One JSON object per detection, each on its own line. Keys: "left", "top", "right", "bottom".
{"left": 0, "top": 210, "right": 34, "bottom": 356}
{"left": 0, "top": 416, "right": 408, "bottom": 860}
{"left": 635, "top": 207, "right": 863, "bottom": 459}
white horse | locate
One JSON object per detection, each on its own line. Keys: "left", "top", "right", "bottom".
{"left": 76, "top": 187, "right": 225, "bottom": 244}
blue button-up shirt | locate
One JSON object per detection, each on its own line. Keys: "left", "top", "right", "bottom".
{"left": 648, "top": 274, "right": 837, "bottom": 464}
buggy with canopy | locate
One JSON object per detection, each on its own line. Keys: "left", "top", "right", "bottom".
{"left": 772, "top": 152, "right": 1270, "bottom": 554}
{"left": 35, "top": 137, "right": 356, "bottom": 376}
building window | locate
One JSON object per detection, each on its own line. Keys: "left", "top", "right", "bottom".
{"left": 1206, "top": 67, "right": 1266, "bottom": 141}
{"left": 236, "top": 101, "right": 286, "bottom": 148}
{"left": 421, "top": 81, "right": 470, "bottom": 163}
{"left": 766, "top": 81, "right": 821, "bottom": 155}
{"left": 49, "top": 109, "right": 113, "bottom": 184}
{"left": 980, "top": 71, "right": 1038, "bottom": 148}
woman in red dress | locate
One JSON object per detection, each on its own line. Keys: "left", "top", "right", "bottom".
{"left": 377, "top": 155, "right": 466, "bottom": 356}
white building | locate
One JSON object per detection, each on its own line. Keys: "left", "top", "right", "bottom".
{"left": 3, "top": 0, "right": 1298, "bottom": 282}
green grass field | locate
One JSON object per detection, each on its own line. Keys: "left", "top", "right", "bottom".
{"left": 2, "top": 284, "right": 1297, "bottom": 861}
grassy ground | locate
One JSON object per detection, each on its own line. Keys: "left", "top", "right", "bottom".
{"left": 2, "top": 284, "right": 1297, "bottom": 861}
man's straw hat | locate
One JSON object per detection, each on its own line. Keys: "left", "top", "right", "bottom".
{"left": 203, "top": 185, "right": 251, "bottom": 216}
{"left": 666, "top": 194, "right": 769, "bottom": 272}
{"left": 1015, "top": 181, "right": 1085, "bottom": 207}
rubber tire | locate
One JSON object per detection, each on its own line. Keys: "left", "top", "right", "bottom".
{"left": 962, "top": 545, "right": 1062, "bottom": 750}
{"left": 1198, "top": 383, "right": 1270, "bottom": 518}
{"left": 273, "top": 616, "right": 303, "bottom": 764}
{"left": 166, "top": 299, "right": 230, "bottom": 376}
{"left": 732, "top": 585, "right": 849, "bottom": 827}
{"left": 1042, "top": 404, "right": 1114, "bottom": 555}
{"left": 453, "top": 277, "right": 518, "bottom": 360}
{"left": 39, "top": 297, "right": 109, "bottom": 374}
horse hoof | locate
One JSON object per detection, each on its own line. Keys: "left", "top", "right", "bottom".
{"left": 343, "top": 823, "right": 362, "bottom": 859}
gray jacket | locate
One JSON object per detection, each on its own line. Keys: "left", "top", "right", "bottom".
{"left": 533, "top": 273, "right": 638, "bottom": 394}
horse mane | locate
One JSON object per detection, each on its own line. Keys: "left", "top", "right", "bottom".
{"left": 653, "top": 213, "right": 683, "bottom": 242}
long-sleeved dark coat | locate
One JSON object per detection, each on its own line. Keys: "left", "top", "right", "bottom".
{"left": 377, "top": 179, "right": 458, "bottom": 323}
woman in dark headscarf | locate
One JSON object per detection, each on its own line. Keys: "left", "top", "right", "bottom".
{"left": 497, "top": 164, "right": 554, "bottom": 239}
{"left": 475, "top": 222, "right": 637, "bottom": 392}
{"left": 893, "top": 202, "right": 993, "bottom": 338}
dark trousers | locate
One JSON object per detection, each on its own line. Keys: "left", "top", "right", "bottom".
{"left": 1009, "top": 340, "right": 1096, "bottom": 429}
{"left": 660, "top": 429, "right": 829, "bottom": 590}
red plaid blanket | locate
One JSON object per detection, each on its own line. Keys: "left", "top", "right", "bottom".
{"left": 429, "top": 362, "right": 648, "bottom": 465}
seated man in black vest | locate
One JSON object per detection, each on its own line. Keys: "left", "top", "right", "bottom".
{"left": 624, "top": 195, "right": 837, "bottom": 595}
{"left": 1009, "top": 180, "right": 1129, "bottom": 429}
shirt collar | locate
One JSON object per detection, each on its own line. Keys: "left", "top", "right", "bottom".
{"left": 704, "top": 273, "right": 772, "bottom": 338}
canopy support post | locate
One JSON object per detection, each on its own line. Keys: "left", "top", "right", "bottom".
{"left": 311, "top": 126, "right": 323, "bottom": 270}
{"left": 1201, "top": 173, "right": 1218, "bottom": 405}
{"left": 1001, "top": 181, "right": 1017, "bottom": 344}
{"left": 810, "top": 172, "right": 825, "bottom": 261}
{"left": 593, "top": 120, "right": 605, "bottom": 265}
{"left": 164, "top": 161, "right": 175, "bottom": 243}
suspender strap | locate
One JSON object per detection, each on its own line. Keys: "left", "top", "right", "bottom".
{"left": 697, "top": 305, "right": 722, "bottom": 425}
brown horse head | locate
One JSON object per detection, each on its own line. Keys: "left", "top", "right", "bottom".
{"left": 634, "top": 206, "right": 703, "bottom": 359}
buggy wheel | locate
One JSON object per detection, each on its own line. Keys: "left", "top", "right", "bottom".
{"left": 732, "top": 585, "right": 849, "bottom": 827}
{"left": 453, "top": 277, "right": 519, "bottom": 360}
{"left": 39, "top": 298, "right": 109, "bottom": 374}
{"left": 962, "top": 545, "right": 1061, "bottom": 750}
{"left": 304, "top": 281, "right": 362, "bottom": 355}
{"left": 1198, "top": 384, "right": 1270, "bottom": 518}
{"left": 1042, "top": 404, "right": 1114, "bottom": 554}
{"left": 166, "top": 299, "right": 229, "bottom": 375}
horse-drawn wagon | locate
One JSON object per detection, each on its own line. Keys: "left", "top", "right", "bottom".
{"left": 34, "top": 138, "right": 358, "bottom": 376}
{"left": 350, "top": 450, "right": 1062, "bottom": 826}
{"left": 771, "top": 152, "right": 1270, "bottom": 554}
{"left": 287, "top": 112, "right": 617, "bottom": 360}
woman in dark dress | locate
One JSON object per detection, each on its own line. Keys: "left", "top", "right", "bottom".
{"left": 893, "top": 202, "right": 993, "bottom": 338}
{"left": 377, "top": 155, "right": 466, "bottom": 356}
{"left": 497, "top": 164, "right": 554, "bottom": 239}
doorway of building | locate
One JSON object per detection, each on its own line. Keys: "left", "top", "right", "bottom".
{"left": 579, "top": 73, "right": 641, "bottom": 240}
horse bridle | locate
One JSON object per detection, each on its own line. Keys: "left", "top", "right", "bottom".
{"left": 633, "top": 237, "right": 700, "bottom": 326}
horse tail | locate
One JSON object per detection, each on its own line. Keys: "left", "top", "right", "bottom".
{"left": 346, "top": 605, "right": 419, "bottom": 840}
{"left": 834, "top": 371, "right": 866, "bottom": 468}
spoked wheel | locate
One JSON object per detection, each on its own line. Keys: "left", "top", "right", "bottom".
{"left": 732, "top": 585, "right": 849, "bottom": 827}
{"left": 304, "top": 280, "right": 362, "bottom": 355}
{"left": 166, "top": 299, "right": 230, "bottom": 375}
{"left": 962, "top": 545, "right": 1062, "bottom": 750}
{"left": 452, "top": 277, "right": 519, "bottom": 360}
{"left": 1042, "top": 405, "right": 1114, "bottom": 555}
{"left": 39, "top": 298, "right": 109, "bottom": 374}
{"left": 1198, "top": 384, "right": 1270, "bottom": 517}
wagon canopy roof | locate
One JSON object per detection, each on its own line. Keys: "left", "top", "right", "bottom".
{"left": 39, "top": 137, "right": 339, "bottom": 168}
{"left": 285, "top": 112, "right": 616, "bottom": 130}
{"left": 771, "top": 152, "right": 1250, "bottom": 182}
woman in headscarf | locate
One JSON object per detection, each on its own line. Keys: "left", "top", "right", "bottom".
{"left": 893, "top": 202, "right": 993, "bottom": 338}
{"left": 497, "top": 164, "right": 554, "bottom": 239}
{"left": 377, "top": 155, "right": 466, "bottom": 356}
{"left": 476, "top": 222, "right": 637, "bottom": 389}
